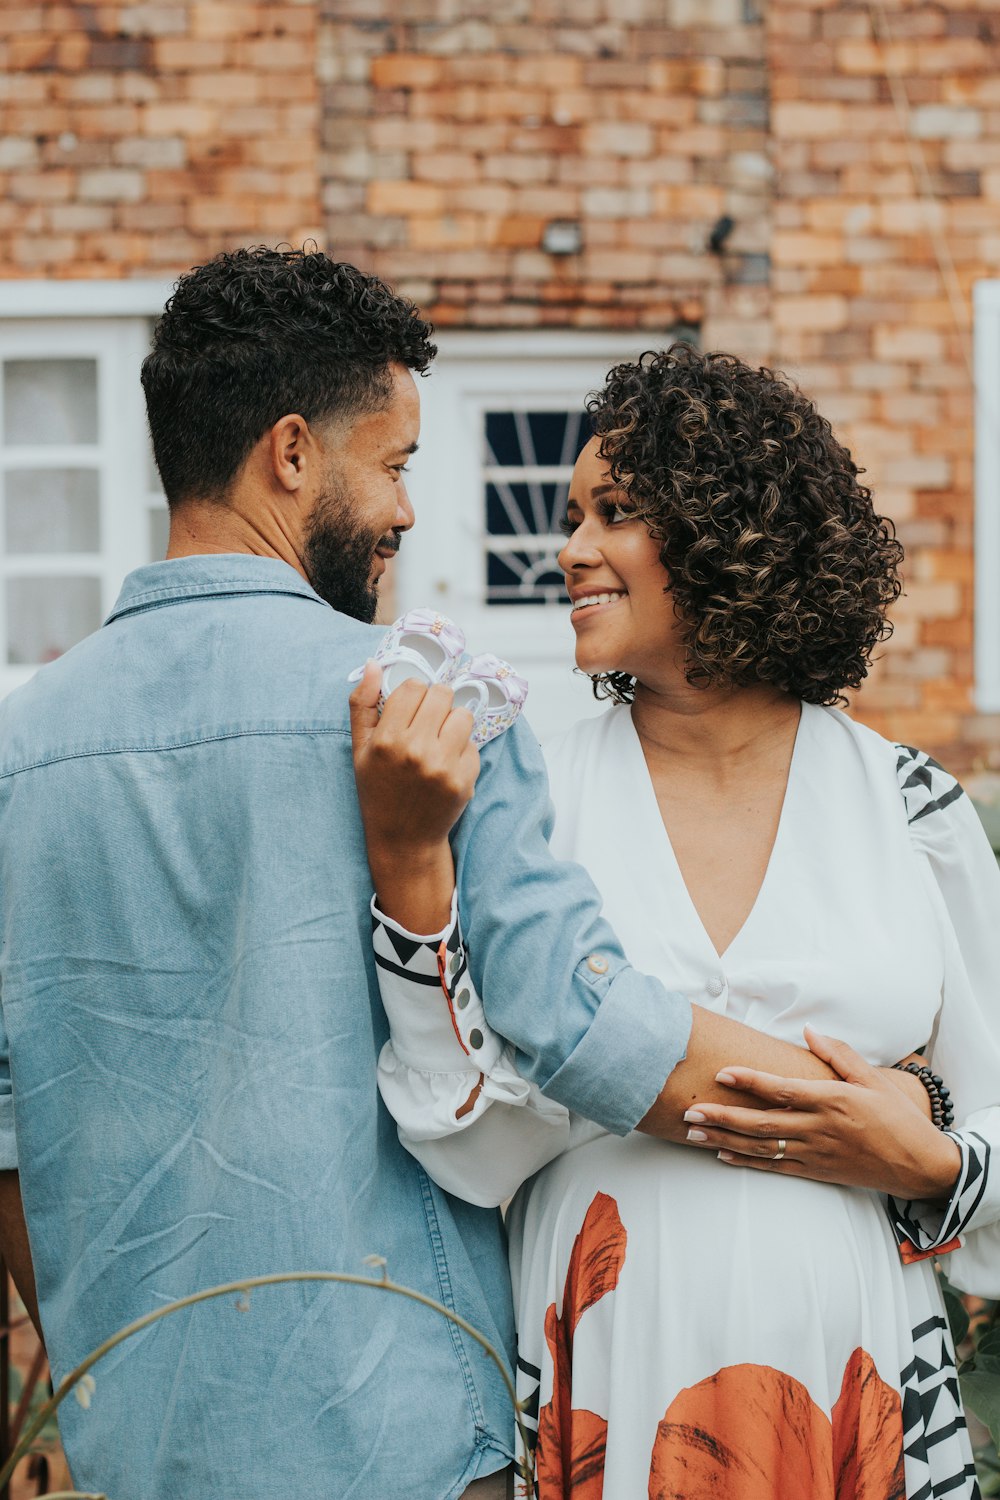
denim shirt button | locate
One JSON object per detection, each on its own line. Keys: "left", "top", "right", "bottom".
{"left": 586, "top": 954, "right": 609, "bottom": 975}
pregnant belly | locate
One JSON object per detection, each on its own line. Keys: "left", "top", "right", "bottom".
{"left": 507, "top": 1130, "right": 911, "bottom": 1417}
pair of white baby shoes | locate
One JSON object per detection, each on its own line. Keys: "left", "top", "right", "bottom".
{"left": 351, "top": 608, "right": 528, "bottom": 748}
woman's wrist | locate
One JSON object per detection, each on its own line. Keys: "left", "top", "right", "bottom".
{"left": 370, "top": 840, "right": 455, "bottom": 935}
{"left": 885, "top": 1065, "right": 934, "bottom": 1119}
{"left": 909, "top": 1129, "right": 963, "bottom": 1203}
{"left": 892, "top": 1060, "right": 954, "bottom": 1128}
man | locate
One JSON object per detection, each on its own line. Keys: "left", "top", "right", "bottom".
{"left": 0, "top": 247, "right": 928, "bottom": 1499}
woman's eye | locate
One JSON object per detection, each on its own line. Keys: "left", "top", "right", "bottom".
{"left": 599, "top": 502, "right": 632, "bottom": 525}
{"left": 558, "top": 517, "right": 577, "bottom": 537}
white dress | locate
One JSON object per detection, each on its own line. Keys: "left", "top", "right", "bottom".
{"left": 375, "top": 703, "right": 1000, "bottom": 1499}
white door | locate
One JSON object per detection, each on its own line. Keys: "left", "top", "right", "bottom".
{"left": 400, "top": 332, "right": 653, "bottom": 740}
{"left": 0, "top": 317, "right": 164, "bottom": 700}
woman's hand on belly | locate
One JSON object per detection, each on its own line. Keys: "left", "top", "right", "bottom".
{"left": 681, "top": 1028, "right": 962, "bottom": 1201}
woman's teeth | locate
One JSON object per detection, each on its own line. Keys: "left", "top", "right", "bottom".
{"left": 572, "top": 591, "right": 626, "bottom": 613}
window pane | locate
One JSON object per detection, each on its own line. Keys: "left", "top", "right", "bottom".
{"left": 486, "top": 480, "right": 570, "bottom": 538}
{"left": 5, "top": 468, "right": 100, "bottom": 554}
{"left": 4, "top": 358, "right": 99, "bottom": 446}
{"left": 486, "top": 548, "right": 567, "bottom": 606}
{"left": 484, "top": 409, "right": 590, "bottom": 468}
{"left": 6, "top": 576, "right": 102, "bottom": 665}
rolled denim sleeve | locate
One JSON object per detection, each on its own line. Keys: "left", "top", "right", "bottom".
{"left": 0, "top": 978, "right": 16, "bottom": 1170}
{"left": 452, "top": 716, "right": 691, "bottom": 1135}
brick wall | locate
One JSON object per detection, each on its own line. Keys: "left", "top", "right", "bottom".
{"left": 0, "top": 1, "right": 322, "bottom": 277}
{"left": 767, "top": 0, "right": 1000, "bottom": 768}
{"left": 1, "top": 0, "right": 997, "bottom": 768}
{"left": 321, "top": 0, "right": 773, "bottom": 352}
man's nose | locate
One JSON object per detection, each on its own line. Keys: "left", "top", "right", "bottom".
{"left": 395, "top": 481, "right": 415, "bottom": 532}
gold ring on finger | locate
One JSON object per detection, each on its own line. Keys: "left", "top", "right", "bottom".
{"left": 772, "top": 1139, "right": 787, "bottom": 1161}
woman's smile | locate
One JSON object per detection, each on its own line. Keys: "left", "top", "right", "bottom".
{"left": 569, "top": 589, "right": 628, "bottom": 618}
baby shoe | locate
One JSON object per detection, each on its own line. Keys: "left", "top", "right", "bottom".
{"left": 451, "top": 653, "right": 529, "bottom": 747}
{"left": 350, "top": 611, "right": 528, "bottom": 747}
{"left": 348, "top": 607, "right": 469, "bottom": 710}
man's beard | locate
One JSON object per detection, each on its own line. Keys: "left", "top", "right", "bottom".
{"left": 303, "top": 481, "right": 398, "bottom": 623}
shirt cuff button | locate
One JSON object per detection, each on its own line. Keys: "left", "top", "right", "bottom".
{"left": 586, "top": 954, "right": 609, "bottom": 975}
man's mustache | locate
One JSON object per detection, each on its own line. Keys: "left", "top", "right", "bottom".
{"left": 377, "top": 532, "right": 402, "bottom": 556}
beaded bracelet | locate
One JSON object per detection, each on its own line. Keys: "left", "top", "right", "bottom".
{"left": 892, "top": 1061, "right": 955, "bottom": 1130}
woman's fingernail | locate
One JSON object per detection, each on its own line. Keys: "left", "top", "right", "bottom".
{"left": 683, "top": 1109, "right": 706, "bottom": 1123}
{"left": 686, "top": 1128, "right": 708, "bottom": 1142}
{"left": 718, "top": 1151, "right": 736, "bottom": 1163}
{"left": 715, "top": 1071, "right": 736, "bottom": 1086}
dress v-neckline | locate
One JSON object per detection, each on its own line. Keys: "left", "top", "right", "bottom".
{"left": 620, "top": 702, "right": 806, "bottom": 964}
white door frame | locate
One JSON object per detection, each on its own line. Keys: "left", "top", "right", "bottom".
{"left": 975, "top": 280, "right": 1000, "bottom": 711}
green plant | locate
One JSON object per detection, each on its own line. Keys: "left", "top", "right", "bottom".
{"left": 0, "top": 1265, "right": 531, "bottom": 1500}
{"left": 940, "top": 1277, "right": 1000, "bottom": 1490}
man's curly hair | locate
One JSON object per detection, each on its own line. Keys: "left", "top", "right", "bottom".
{"left": 142, "top": 246, "right": 436, "bottom": 505}
{"left": 586, "top": 343, "right": 903, "bottom": 706}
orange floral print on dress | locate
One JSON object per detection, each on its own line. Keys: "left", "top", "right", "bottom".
{"left": 648, "top": 1349, "right": 904, "bottom": 1500}
{"left": 648, "top": 1362, "right": 833, "bottom": 1500}
{"left": 831, "top": 1347, "right": 905, "bottom": 1500}
{"left": 535, "top": 1192, "right": 628, "bottom": 1500}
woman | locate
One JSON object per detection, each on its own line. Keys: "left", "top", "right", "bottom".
{"left": 369, "top": 346, "right": 1000, "bottom": 1498}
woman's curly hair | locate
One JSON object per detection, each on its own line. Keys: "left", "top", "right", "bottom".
{"left": 586, "top": 343, "right": 903, "bottom": 706}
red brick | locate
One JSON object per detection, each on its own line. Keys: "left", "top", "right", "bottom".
{"left": 371, "top": 55, "right": 444, "bottom": 90}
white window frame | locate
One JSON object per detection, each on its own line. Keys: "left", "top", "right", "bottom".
{"left": 0, "top": 281, "right": 171, "bottom": 696}
{"left": 975, "top": 279, "right": 1000, "bottom": 711}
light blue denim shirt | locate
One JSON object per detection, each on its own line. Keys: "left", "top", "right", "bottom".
{"left": 0, "top": 556, "right": 690, "bottom": 1500}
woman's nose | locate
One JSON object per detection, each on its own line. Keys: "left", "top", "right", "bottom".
{"left": 557, "top": 526, "right": 601, "bottom": 575}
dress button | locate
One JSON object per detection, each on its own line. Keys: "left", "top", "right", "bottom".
{"left": 449, "top": 953, "right": 462, "bottom": 975}
{"left": 707, "top": 975, "right": 725, "bottom": 998}
{"left": 468, "top": 1028, "right": 484, "bottom": 1051}
{"left": 586, "top": 954, "right": 609, "bottom": 975}
{"left": 456, "top": 988, "right": 470, "bottom": 1010}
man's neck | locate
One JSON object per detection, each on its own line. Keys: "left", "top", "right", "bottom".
{"left": 165, "top": 500, "right": 309, "bottom": 583}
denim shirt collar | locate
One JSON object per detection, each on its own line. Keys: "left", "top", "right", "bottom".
{"left": 106, "top": 554, "right": 327, "bottom": 624}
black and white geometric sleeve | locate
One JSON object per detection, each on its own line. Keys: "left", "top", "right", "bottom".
{"left": 372, "top": 895, "right": 571, "bottom": 1207}
{"left": 891, "top": 741, "right": 1000, "bottom": 1293}
{"left": 894, "top": 743, "right": 965, "bottom": 826}
{"left": 887, "top": 1130, "right": 992, "bottom": 1264}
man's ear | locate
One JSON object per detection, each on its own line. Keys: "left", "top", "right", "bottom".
{"left": 269, "top": 414, "right": 315, "bottom": 494}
